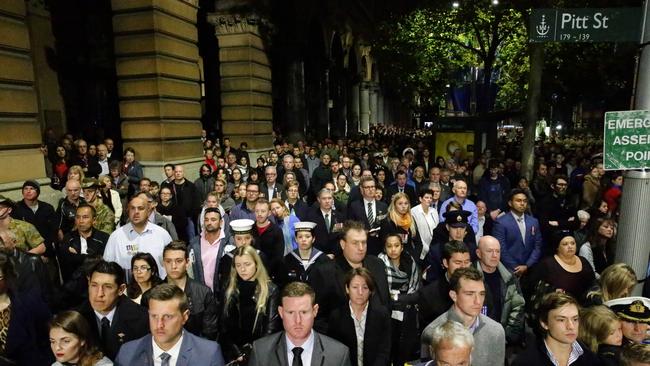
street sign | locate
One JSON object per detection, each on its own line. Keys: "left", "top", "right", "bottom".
{"left": 603, "top": 110, "right": 650, "bottom": 170}
{"left": 530, "top": 8, "right": 642, "bottom": 43}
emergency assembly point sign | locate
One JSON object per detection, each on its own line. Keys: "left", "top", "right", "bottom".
{"left": 603, "top": 110, "right": 650, "bottom": 170}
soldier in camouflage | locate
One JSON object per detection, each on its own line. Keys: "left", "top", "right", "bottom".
{"left": 81, "top": 178, "right": 115, "bottom": 235}
{"left": 0, "top": 195, "right": 46, "bottom": 255}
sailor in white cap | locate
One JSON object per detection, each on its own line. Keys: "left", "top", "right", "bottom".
{"left": 605, "top": 296, "right": 650, "bottom": 344}
{"left": 277, "top": 221, "right": 329, "bottom": 288}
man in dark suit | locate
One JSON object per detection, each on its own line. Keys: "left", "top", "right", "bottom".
{"left": 387, "top": 171, "right": 417, "bottom": 206}
{"left": 116, "top": 283, "right": 225, "bottom": 365}
{"left": 248, "top": 282, "right": 351, "bottom": 366}
{"left": 310, "top": 221, "right": 389, "bottom": 332}
{"left": 305, "top": 188, "right": 346, "bottom": 255}
{"left": 78, "top": 261, "right": 149, "bottom": 360}
{"left": 348, "top": 176, "right": 388, "bottom": 256}
{"left": 492, "top": 188, "right": 544, "bottom": 277}
{"left": 261, "top": 165, "right": 284, "bottom": 200}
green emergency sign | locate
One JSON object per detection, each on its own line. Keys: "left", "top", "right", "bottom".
{"left": 603, "top": 110, "right": 650, "bottom": 170}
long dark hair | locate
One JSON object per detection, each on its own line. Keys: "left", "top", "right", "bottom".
{"left": 49, "top": 311, "right": 104, "bottom": 366}
{"left": 126, "top": 252, "right": 162, "bottom": 299}
{"left": 0, "top": 252, "right": 16, "bottom": 295}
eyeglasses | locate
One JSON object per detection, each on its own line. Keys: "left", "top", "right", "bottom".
{"left": 362, "top": 186, "right": 376, "bottom": 189}
{"left": 132, "top": 266, "right": 151, "bottom": 273}
{"left": 247, "top": 190, "right": 259, "bottom": 193}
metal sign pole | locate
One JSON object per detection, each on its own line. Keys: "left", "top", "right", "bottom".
{"left": 617, "top": 0, "right": 650, "bottom": 295}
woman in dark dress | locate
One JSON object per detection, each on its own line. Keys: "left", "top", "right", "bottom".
{"left": 327, "top": 267, "right": 391, "bottom": 366}
{"left": 219, "top": 245, "right": 280, "bottom": 364}
{"left": 277, "top": 221, "right": 329, "bottom": 289}
{"left": 531, "top": 233, "right": 596, "bottom": 304}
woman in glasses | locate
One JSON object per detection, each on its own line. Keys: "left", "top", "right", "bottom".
{"left": 126, "top": 252, "right": 163, "bottom": 305}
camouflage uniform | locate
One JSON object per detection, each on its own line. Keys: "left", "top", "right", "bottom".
{"left": 333, "top": 189, "right": 349, "bottom": 207}
{"left": 92, "top": 200, "right": 115, "bottom": 235}
{"left": 8, "top": 218, "right": 44, "bottom": 251}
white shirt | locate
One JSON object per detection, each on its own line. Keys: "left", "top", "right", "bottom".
{"left": 103, "top": 222, "right": 172, "bottom": 277}
{"left": 511, "top": 212, "right": 526, "bottom": 242}
{"left": 80, "top": 236, "right": 88, "bottom": 254}
{"left": 411, "top": 204, "right": 439, "bottom": 257}
{"left": 94, "top": 307, "right": 116, "bottom": 326}
{"left": 350, "top": 302, "right": 368, "bottom": 366}
{"left": 152, "top": 332, "right": 184, "bottom": 366}
{"left": 99, "top": 158, "right": 109, "bottom": 176}
{"left": 286, "top": 331, "right": 315, "bottom": 366}
{"left": 267, "top": 184, "right": 276, "bottom": 199}
{"left": 363, "top": 199, "right": 376, "bottom": 221}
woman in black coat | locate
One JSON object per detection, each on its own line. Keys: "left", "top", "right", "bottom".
{"left": 219, "top": 245, "right": 280, "bottom": 364}
{"left": 327, "top": 267, "right": 391, "bottom": 366}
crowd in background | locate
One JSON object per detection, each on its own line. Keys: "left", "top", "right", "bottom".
{"left": 0, "top": 125, "right": 648, "bottom": 365}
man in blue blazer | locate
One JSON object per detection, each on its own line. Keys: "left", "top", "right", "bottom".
{"left": 492, "top": 188, "right": 544, "bottom": 277}
{"left": 115, "top": 283, "right": 225, "bottom": 366}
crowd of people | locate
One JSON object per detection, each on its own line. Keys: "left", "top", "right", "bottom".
{"left": 0, "top": 126, "right": 648, "bottom": 365}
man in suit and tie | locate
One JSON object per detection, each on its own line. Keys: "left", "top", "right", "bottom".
{"left": 305, "top": 188, "right": 346, "bottom": 255}
{"left": 348, "top": 176, "right": 388, "bottom": 256}
{"left": 78, "top": 260, "right": 149, "bottom": 360}
{"left": 492, "top": 188, "right": 544, "bottom": 277}
{"left": 115, "top": 283, "right": 226, "bottom": 365}
{"left": 248, "top": 282, "right": 351, "bottom": 366}
{"left": 387, "top": 171, "right": 417, "bottom": 206}
{"left": 261, "top": 166, "right": 284, "bottom": 200}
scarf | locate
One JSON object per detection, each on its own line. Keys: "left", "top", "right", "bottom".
{"left": 393, "top": 211, "right": 412, "bottom": 232}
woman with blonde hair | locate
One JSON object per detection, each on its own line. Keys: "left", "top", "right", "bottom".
{"left": 380, "top": 192, "right": 424, "bottom": 267}
{"left": 269, "top": 198, "right": 300, "bottom": 256}
{"left": 587, "top": 263, "right": 637, "bottom": 306}
{"left": 219, "top": 245, "right": 280, "bottom": 363}
{"left": 578, "top": 305, "right": 622, "bottom": 365}
{"left": 50, "top": 310, "right": 112, "bottom": 366}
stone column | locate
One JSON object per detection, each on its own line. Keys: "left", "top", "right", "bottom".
{"left": 369, "top": 83, "right": 378, "bottom": 125}
{"left": 349, "top": 83, "right": 360, "bottom": 135}
{"left": 286, "top": 49, "right": 306, "bottom": 142}
{"left": 210, "top": 12, "right": 273, "bottom": 151}
{"left": 359, "top": 83, "right": 370, "bottom": 134}
{"left": 112, "top": 0, "right": 203, "bottom": 180}
{"left": 0, "top": 0, "right": 49, "bottom": 198}
{"left": 377, "top": 93, "right": 384, "bottom": 125}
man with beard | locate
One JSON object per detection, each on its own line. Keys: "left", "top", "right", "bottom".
{"left": 194, "top": 164, "right": 216, "bottom": 203}
{"left": 536, "top": 175, "right": 579, "bottom": 256}
{"left": 190, "top": 207, "right": 229, "bottom": 294}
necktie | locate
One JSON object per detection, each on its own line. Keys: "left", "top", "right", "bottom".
{"left": 367, "top": 202, "right": 374, "bottom": 227}
{"left": 292, "top": 347, "right": 304, "bottom": 366}
{"left": 100, "top": 317, "right": 110, "bottom": 350}
{"left": 160, "top": 352, "right": 171, "bottom": 366}
{"left": 324, "top": 213, "right": 330, "bottom": 233}
{"left": 517, "top": 216, "right": 526, "bottom": 243}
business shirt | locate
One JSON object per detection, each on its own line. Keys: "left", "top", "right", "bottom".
{"left": 349, "top": 303, "right": 368, "bottom": 366}
{"left": 152, "top": 332, "right": 184, "bottom": 366}
{"left": 94, "top": 307, "right": 116, "bottom": 329}
{"left": 200, "top": 230, "right": 225, "bottom": 290}
{"left": 286, "top": 330, "right": 315, "bottom": 366}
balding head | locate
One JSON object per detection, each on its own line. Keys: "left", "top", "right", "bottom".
{"left": 476, "top": 236, "right": 501, "bottom": 273}
{"left": 65, "top": 179, "right": 81, "bottom": 202}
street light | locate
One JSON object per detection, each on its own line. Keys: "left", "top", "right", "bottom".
{"left": 452, "top": 1, "right": 460, "bottom": 8}
{"left": 492, "top": 0, "right": 499, "bottom": 5}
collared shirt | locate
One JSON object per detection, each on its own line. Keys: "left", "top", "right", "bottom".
{"left": 267, "top": 184, "right": 276, "bottom": 200}
{"left": 200, "top": 230, "right": 225, "bottom": 290}
{"left": 476, "top": 216, "right": 486, "bottom": 242}
{"left": 439, "top": 197, "right": 479, "bottom": 233}
{"left": 94, "top": 307, "right": 116, "bottom": 327}
{"left": 152, "top": 332, "right": 184, "bottom": 366}
{"left": 350, "top": 302, "right": 368, "bottom": 366}
{"left": 363, "top": 198, "right": 376, "bottom": 224}
{"left": 103, "top": 222, "right": 172, "bottom": 277}
{"left": 80, "top": 236, "right": 88, "bottom": 254}
{"left": 286, "top": 330, "right": 315, "bottom": 366}
{"left": 543, "top": 340, "right": 584, "bottom": 366}
{"left": 99, "top": 158, "right": 109, "bottom": 176}
{"left": 468, "top": 314, "right": 480, "bottom": 334}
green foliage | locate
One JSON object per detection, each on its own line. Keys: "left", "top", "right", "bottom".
{"left": 373, "top": 1, "right": 529, "bottom": 112}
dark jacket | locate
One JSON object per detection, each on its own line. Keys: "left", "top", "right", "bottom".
{"left": 157, "top": 201, "right": 188, "bottom": 242}
{"left": 512, "top": 339, "right": 601, "bottom": 366}
{"left": 123, "top": 160, "right": 143, "bottom": 196}
{"left": 11, "top": 199, "right": 57, "bottom": 257}
{"left": 4, "top": 288, "right": 52, "bottom": 366}
{"left": 253, "top": 222, "right": 285, "bottom": 278}
{"left": 327, "top": 302, "right": 392, "bottom": 366}
{"left": 10, "top": 248, "right": 53, "bottom": 306}
{"left": 311, "top": 255, "right": 390, "bottom": 333}
{"left": 59, "top": 229, "right": 109, "bottom": 282}
{"left": 78, "top": 296, "right": 149, "bottom": 360}
{"left": 348, "top": 199, "right": 388, "bottom": 256}
{"left": 379, "top": 220, "right": 425, "bottom": 268}
{"left": 386, "top": 184, "right": 417, "bottom": 207}
{"left": 597, "top": 344, "right": 621, "bottom": 366}
{"left": 218, "top": 280, "right": 281, "bottom": 362}
{"left": 277, "top": 249, "right": 330, "bottom": 289}
{"left": 311, "top": 164, "right": 333, "bottom": 193}
{"left": 305, "top": 207, "right": 346, "bottom": 255}
{"left": 189, "top": 232, "right": 230, "bottom": 296}
{"left": 56, "top": 197, "right": 86, "bottom": 235}
{"left": 69, "top": 154, "right": 102, "bottom": 178}
{"left": 399, "top": 277, "right": 452, "bottom": 329}
{"left": 172, "top": 179, "right": 202, "bottom": 220}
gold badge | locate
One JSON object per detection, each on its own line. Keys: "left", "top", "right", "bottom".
{"left": 630, "top": 300, "right": 646, "bottom": 314}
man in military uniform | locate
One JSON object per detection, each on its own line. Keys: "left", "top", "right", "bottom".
{"left": 0, "top": 195, "right": 46, "bottom": 255}
{"left": 606, "top": 296, "right": 650, "bottom": 344}
{"left": 81, "top": 178, "right": 115, "bottom": 235}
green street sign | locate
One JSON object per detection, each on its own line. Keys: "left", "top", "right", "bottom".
{"left": 603, "top": 110, "right": 650, "bottom": 170}
{"left": 530, "top": 8, "right": 642, "bottom": 43}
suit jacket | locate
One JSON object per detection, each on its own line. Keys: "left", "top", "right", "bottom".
{"left": 261, "top": 182, "right": 285, "bottom": 200}
{"left": 78, "top": 296, "right": 149, "bottom": 360}
{"left": 305, "top": 207, "right": 346, "bottom": 255}
{"left": 348, "top": 199, "right": 388, "bottom": 256}
{"left": 492, "top": 212, "right": 544, "bottom": 271}
{"left": 327, "top": 303, "right": 391, "bottom": 366}
{"left": 248, "top": 331, "right": 352, "bottom": 366}
{"left": 115, "top": 332, "right": 225, "bottom": 366}
{"left": 386, "top": 184, "right": 417, "bottom": 206}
